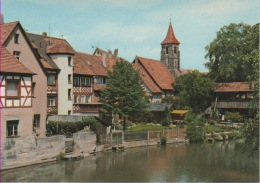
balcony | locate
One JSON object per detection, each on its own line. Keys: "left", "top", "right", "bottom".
{"left": 211, "top": 100, "right": 253, "bottom": 109}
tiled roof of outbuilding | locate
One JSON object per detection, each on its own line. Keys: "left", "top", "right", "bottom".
{"left": 213, "top": 82, "right": 254, "bottom": 92}
{"left": 136, "top": 56, "right": 175, "bottom": 90}
{"left": 1, "top": 21, "right": 19, "bottom": 44}
{"left": 1, "top": 46, "right": 36, "bottom": 75}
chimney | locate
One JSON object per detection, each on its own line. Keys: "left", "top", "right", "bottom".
{"left": 102, "top": 53, "right": 107, "bottom": 67}
{"left": 42, "top": 32, "right": 47, "bottom": 37}
{"left": 108, "top": 50, "right": 112, "bottom": 58}
{"left": 1, "top": 14, "right": 4, "bottom": 24}
{"left": 114, "top": 48, "right": 118, "bottom": 58}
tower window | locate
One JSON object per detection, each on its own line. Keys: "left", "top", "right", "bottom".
{"left": 68, "top": 56, "right": 72, "bottom": 66}
{"left": 166, "top": 57, "right": 169, "bottom": 66}
{"left": 174, "top": 46, "right": 177, "bottom": 53}
{"left": 166, "top": 47, "right": 168, "bottom": 54}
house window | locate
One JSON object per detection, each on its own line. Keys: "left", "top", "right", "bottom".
{"left": 68, "top": 110, "right": 71, "bottom": 115}
{"left": 7, "top": 120, "right": 19, "bottom": 137}
{"left": 68, "top": 57, "right": 72, "bottom": 66}
{"left": 14, "top": 34, "right": 19, "bottom": 44}
{"left": 48, "top": 75, "right": 55, "bottom": 85}
{"left": 81, "top": 77, "right": 90, "bottom": 86}
{"left": 68, "top": 89, "right": 72, "bottom": 100}
{"left": 68, "top": 74, "right": 72, "bottom": 83}
{"left": 13, "top": 51, "right": 20, "bottom": 60}
{"left": 73, "top": 77, "right": 79, "bottom": 86}
{"left": 86, "top": 95, "right": 91, "bottom": 103}
{"left": 81, "top": 95, "right": 86, "bottom": 103}
{"left": 74, "top": 95, "right": 78, "bottom": 104}
{"left": 166, "top": 47, "right": 168, "bottom": 54}
{"left": 33, "top": 114, "right": 40, "bottom": 129}
{"left": 48, "top": 97, "right": 55, "bottom": 106}
{"left": 7, "top": 81, "right": 19, "bottom": 96}
{"left": 97, "top": 76, "right": 106, "bottom": 84}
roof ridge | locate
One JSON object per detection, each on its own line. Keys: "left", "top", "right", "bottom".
{"left": 137, "top": 56, "right": 161, "bottom": 62}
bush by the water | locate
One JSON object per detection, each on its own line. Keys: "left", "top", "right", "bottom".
{"left": 56, "top": 152, "right": 66, "bottom": 160}
{"left": 185, "top": 112, "right": 207, "bottom": 143}
{"left": 47, "top": 118, "right": 101, "bottom": 135}
{"left": 160, "top": 135, "right": 167, "bottom": 145}
{"left": 228, "top": 131, "right": 241, "bottom": 139}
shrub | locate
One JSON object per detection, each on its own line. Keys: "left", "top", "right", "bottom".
{"left": 47, "top": 118, "right": 101, "bottom": 135}
{"left": 228, "top": 131, "right": 240, "bottom": 139}
{"left": 186, "top": 114, "right": 207, "bottom": 143}
{"left": 160, "top": 135, "right": 167, "bottom": 145}
{"left": 56, "top": 152, "right": 66, "bottom": 160}
{"left": 162, "top": 106, "right": 171, "bottom": 126}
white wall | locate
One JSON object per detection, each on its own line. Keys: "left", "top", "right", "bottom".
{"left": 50, "top": 54, "right": 73, "bottom": 115}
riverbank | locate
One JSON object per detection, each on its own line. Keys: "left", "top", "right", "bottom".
{"left": 1, "top": 137, "right": 187, "bottom": 170}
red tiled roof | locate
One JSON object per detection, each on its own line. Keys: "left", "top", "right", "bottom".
{"left": 73, "top": 52, "right": 95, "bottom": 75}
{"left": 213, "top": 82, "right": 254, "bottom": 92}
{"left": 76, "top": 52, "right": 107, "bottom": 76}
{"left": 136, "top": 56, "right": 175, "bottom": 90}
{"left": 133, "top": 63, "right": 162, "bottom": 93}
{"left": 93, "top": 83, "right": 106, "bottom": 91}
{"left": 161, "top": 23, "right": 180, "bottom": 45}
{"left": 1, "top": 46, "right": 36, "bottom": 75}
{"left": 45, "top": 38, "right": 75, "bottom": 55}
{"left": 1, "top": 22, "right": 19, "bottom": 44}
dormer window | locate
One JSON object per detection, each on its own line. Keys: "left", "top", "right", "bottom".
{"left": 13, "top": 51, "right": 20, "bottom": 60}
{"left": 14, "top": 34, "right": 19, "bottom": 44}
{"left": 68, "top": 56, "right": 72, "bottom": 66}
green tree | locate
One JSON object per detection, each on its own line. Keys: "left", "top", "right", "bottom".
{"left": 205, "top": 22, "right": 259, "bottom": 82}
{"left": 239, "top": 24, "right": 259, "bottom": 156}
{"left": 162, "top": 105, "right": 171, "bottom": 126}
{"left": 173, "top": 71, "right": 214, "bottom": 113}
{"left": 99, "top": 61, "right": 148, "bottom": 131}
{"left": 161, "top": 95, "right": 174, "bottom": 103}
{"left": 225, "top": 111, "right": 243, "bottom": 127}
{"left": 185, "top": 112, "right": 207, "bottom": 143}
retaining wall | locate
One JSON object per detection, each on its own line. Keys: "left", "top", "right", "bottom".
{"left": 1, "top": 132, "right": 96, "bottom": 170}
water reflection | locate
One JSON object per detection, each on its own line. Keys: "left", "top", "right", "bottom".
{"left": 1, "top": 140, "right": 259, "bottom": 182}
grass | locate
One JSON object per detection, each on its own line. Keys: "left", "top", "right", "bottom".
{"left": 127, "top": 124, "right": 173, "bottom": 132}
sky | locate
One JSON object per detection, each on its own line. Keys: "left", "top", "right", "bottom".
{"left": 1, "top": 0, "right": 259, "bottom": 72}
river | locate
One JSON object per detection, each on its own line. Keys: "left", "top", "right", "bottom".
{"left": 1, "top": 139, "right": 259, "bottom": 182}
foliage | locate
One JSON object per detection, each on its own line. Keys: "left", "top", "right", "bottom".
{"left": 225, "top": 111, "right": 243, "bottom": 127}
{"left": 56, "top": 152, "right": 66, "bottom": 160}
{"left": 204, "top": 126, "right": 238, "bottom": 133}
{"left": 160, "top": 135, "right": 167, "bottom": 145}
{"left": 173, "top": 71, "right": 214, "bottom": 113}
{"left": 162, "top": 106, "right": 171, "bottom": 126}
{"left": 205, "top": 22, "right": 259, "bottom": 82}
{"left": 185, "top": 113, "right": 207, "bottom": 142}
{"left": 47, "top": 118, "right": 101, "bottom": 136}
{"left": 161, "top": 95, "right": 174, "bottom": 103}
{"left": 127, "top": 124, "right": 172, "bottom": 132}
{"left": 228, "top": 131, "right": 239, "bottom": 139}
{"left": 240, "top": 117, "right": 259, "bottom": 157}
{"left": 99, "top": 60, "right": 148, "bottom": 130}
{"left": 132, "top": 111, "right": 155, "bottom": 124}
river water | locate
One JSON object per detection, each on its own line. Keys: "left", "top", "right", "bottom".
{"left": 1, "top": 139, "right": 259, "bottom": 182}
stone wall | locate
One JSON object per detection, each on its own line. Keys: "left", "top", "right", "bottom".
{"left": 1, "top": 135, "right": 66, "bottom": 169}
{"left": 1, "top": 132, "right": 96, "bottom": 170}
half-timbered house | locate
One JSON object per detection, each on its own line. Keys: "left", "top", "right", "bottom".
{"left": 1, "top": 21, "right": 48, "bottom": 138}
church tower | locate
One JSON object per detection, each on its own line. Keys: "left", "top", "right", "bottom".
{"left": 161, "top": 21, "right": 180, "bottom": 76}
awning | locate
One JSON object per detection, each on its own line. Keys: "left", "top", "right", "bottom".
{"left": 171, "top": 110, "right": 189, "bottom": 114}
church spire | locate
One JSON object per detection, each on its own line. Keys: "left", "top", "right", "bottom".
{"left": 161, "top": 21, "right": 180, "bottom": 45}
